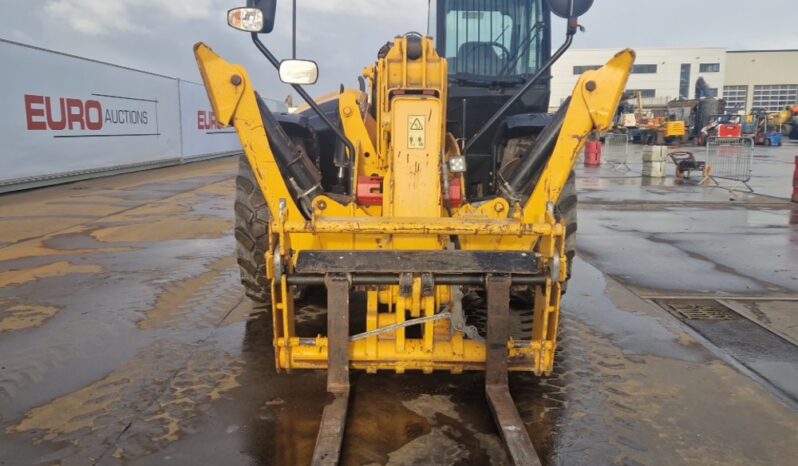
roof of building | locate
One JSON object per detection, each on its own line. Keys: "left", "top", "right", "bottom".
{"left": 727, "top": 49, "right": 798, "bottom": 54}
{"left": 567, "top": 47, "right": 798, "bottom": 54}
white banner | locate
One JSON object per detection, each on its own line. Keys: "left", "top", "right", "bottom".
{"left": 178, "top": 80, "right": 242, "bottom": 160}
{"left": 0, "top": 39, "right": 183, "bottom": 187}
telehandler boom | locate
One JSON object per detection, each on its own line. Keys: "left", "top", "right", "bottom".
{"left": 195, "top": 0, "right": 633, "bottom": 463}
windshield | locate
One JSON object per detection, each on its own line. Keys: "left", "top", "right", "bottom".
{"left": 442, "top": 0, "right": 543, "bottom": 81}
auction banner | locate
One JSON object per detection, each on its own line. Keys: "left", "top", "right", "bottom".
{"left": 0, "top": 39, "right": 182, "bottom": 187}
{"left": 178, "top": 80, "right": 242, "bottom": 160}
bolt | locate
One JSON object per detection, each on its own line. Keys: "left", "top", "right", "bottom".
{"left": 585, "top": 80, "right": 597, "bottom": 92}
{"left": 494, "top": 202, "right": 505, "bottom": 213}
{"left": 316, "top": 200, "right": 327, "bottom": 211}
{"left": 343, "top": 106, "right": 353, "bottom": 117}
{"left": 231, "top": 75, "right": 242, "bottom": 86}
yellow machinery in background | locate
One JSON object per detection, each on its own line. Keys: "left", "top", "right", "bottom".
{"left": 637, "top": 116, "right": 686, "bottom": 145}
{"left": 195, "top": 0, "right": 632, "bottom": 464}
{"left": 667, "top": 120, "right": 686, "bottom": 140}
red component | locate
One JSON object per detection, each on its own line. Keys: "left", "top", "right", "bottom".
{"left": 448, "top": 177, "right": 463, "bottom": 208}
{"left": 718, "top": 123, "right": 742, "bottom": 138}
{"left": 792, "top": 156, "right": 798, "bottom": 203}
{"left": 357, "top": 175, "right": 383, "bottom": 206}
{"left": 584, "top": 141, "right": 601, "bottom": 166}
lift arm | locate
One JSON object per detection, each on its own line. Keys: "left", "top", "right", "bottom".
{"left": 193, "top": 42, "right": 305, "bottom": 222}
{"left": 522, "top": 49, "right": 635, "bottom": 224}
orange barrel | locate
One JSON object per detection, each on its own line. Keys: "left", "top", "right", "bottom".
{"left": 584, "top": 141, "right": 602, "bottom": 166}
{"left": 792, "top": 156, "right": 798, "bottom": 203}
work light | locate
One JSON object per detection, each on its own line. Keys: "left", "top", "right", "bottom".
{"left": 227, "top": 8, "right": 264, "bottom": 32}
{"left": 448, "top": 156, "right": 467, "bottom": 173}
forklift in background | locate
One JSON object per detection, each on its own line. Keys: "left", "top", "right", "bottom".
{"left": 623, "top": 91, "right": 685, "bottom": 145}
{"left": 663, "top": 77, "right": 727, "bottom": 146}
{"left": 787, "top": 104, "right": 798, "bottom": 140}
{"left": 752, "top": 112, "right": 784, "bottom": 146}
{"left": 696, "top": 113, "right": 743, "bottom": 146}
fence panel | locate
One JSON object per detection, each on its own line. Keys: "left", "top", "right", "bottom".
{"left": 704, "top": 137, "right": 754, "bottom": 191}
{"left": 602, "top": 133, "right": 630, "bottom": 169}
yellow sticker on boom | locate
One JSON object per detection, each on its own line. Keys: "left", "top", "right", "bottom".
{"left": 408, "top": 115, "right": 426, "bottom": 149}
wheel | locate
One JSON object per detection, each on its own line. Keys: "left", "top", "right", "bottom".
{"left": 235, "top": 138, "right": 314, "bottom": 303}
{"left": 498, "top": 138, "right": 577, "bottom": 287}
{"left": 463, "top": 173, "right": 576, "bottom": 338}
{"left": 558, "top": 171, "right": 578, "bottom": 287}
{"left": 235, "top": 154, "right": 271, "bottom": 303}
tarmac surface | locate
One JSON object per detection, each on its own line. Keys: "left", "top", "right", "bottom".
{"left": 1, "top": 142, "right": 797, "bottom": 465}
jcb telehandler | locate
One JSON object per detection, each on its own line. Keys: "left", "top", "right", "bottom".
{"left": 194, "top": 0, "right": 633, "bottom": 463}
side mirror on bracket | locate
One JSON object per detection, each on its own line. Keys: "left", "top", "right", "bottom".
{"left": 227, "top": 0, "right": 277, "bottom": 33}
{"left": 279, "top": 59, "right": 319, "bottom": 85}
{"left": 547, "top": 0, "right": 594, "bottom": 18}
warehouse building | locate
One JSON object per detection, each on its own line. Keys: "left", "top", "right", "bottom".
{"left": 724, "top": 50, "right": 798, "bottom": 112}
{"left": 549, "top": 47, "right": 798, "bottom": 113}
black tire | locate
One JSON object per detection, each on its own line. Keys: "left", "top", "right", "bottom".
{"left": 465, "top": 147, "right": 578, "bottom": 338}
{"left": 235, "top": 154, "right": 271, "bottom": 303}
{"left": 558, "top": 171, "right": 578, "bottom": 287}
{"left": 499, "top": 137, "right": 577, "bottom": 286}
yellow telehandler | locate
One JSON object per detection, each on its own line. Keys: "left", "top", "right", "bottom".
{"left": 194, "top": 0, "right": 633, "bottom": 463}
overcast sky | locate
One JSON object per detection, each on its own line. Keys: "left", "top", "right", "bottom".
{"left": 2, "top": 0, "right": 797, "bottom": 101}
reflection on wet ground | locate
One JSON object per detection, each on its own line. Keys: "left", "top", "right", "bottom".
{"left": 1, "top": 155, "right": 797, "bottom": 465}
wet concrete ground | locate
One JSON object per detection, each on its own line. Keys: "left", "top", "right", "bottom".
{"left": 1, "top": 149, "right": 797, "bottom": 465}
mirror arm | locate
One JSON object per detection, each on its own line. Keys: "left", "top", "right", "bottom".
{"left": 463, "top": 20, "right": 577, "bottom": 155}
{"left": 250, "top": 33, "right": 356, "bottom": 171}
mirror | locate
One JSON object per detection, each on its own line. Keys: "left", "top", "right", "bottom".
{"left": 279, "top": 60, "right": 319, "bottom": 85}
{"left": 250, "top": 0, "right": 277, "bottom": 33}
{"left": 227, "top": 0, "right": 276, "bottom": 33}
{"left": 547, "top": 0, "right": 594, "bottom": 18}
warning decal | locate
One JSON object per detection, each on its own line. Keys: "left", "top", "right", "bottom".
{"left": 408, "top": 115, "right": 426, "bottom": 149}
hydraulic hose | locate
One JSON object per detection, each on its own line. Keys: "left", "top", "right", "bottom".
{"left": 498, "top": 97, "right": 571, "bottom": 201}
{"left": 256, "top": 94, "right": 323, "bottom": 217}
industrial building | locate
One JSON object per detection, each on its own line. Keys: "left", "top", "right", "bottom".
{"left": 550, "top": 47, "right": 798, "bottom": 113}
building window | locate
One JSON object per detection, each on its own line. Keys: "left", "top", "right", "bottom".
{"left": 573, "top": 65, "right": 600, "bottom": 75}
{"left": 752, "top": 84, "right": 798, "bottom": 112}
{"left": 723, "top": 85, "right": 748, "bottom": 112}
{"left": 679, "top": 64, "right": 691, "bottom": 98}
{"left": 706, "top": 88, "right": 719, "bottom": 98}
{"left": 699, "top": 63, "right": 720, "bottom": 73}
{"left": 631, "top": 64, "right": 657, "bottom": 74}
{"left": 627, "top": 89, "right": 656, "bottom": 98}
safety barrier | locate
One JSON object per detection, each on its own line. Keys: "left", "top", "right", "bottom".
{"left": 792, "top": 155, "right": 798, "bottom": 203}
{"left": 602, "top": 133, "right": 630, "bottom": 170}
{"left": 704, "top": 137, "right": 754, "bottom": 192}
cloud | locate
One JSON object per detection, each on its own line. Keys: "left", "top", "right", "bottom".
{"left": 300, "top": 0, "right": 381, "bottom": 14}
{"left": 44, "top": 0, "right": 131, "bottom": 35}
{"left": 43, "top": 0, "right": 217, "bottom": 35}
{"left": 7, "top": 0, "right": 795, "bottom": 104}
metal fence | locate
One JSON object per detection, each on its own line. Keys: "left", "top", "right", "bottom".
{"left": 602, "top": 133, "right": 630, "bottom": 170}
{"left": 704, "top": 137, "right": 754, "bottom": 191}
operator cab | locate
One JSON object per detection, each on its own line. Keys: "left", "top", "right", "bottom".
{"left": 428, "top": 0, "right": 552, "bottom": 197}
{"left": 430, "top": 0, "right": 548, "bottom": 85}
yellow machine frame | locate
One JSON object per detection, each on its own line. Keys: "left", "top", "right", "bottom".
{"left": 194, "top": 37, "right": 634, "bottom": 376}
